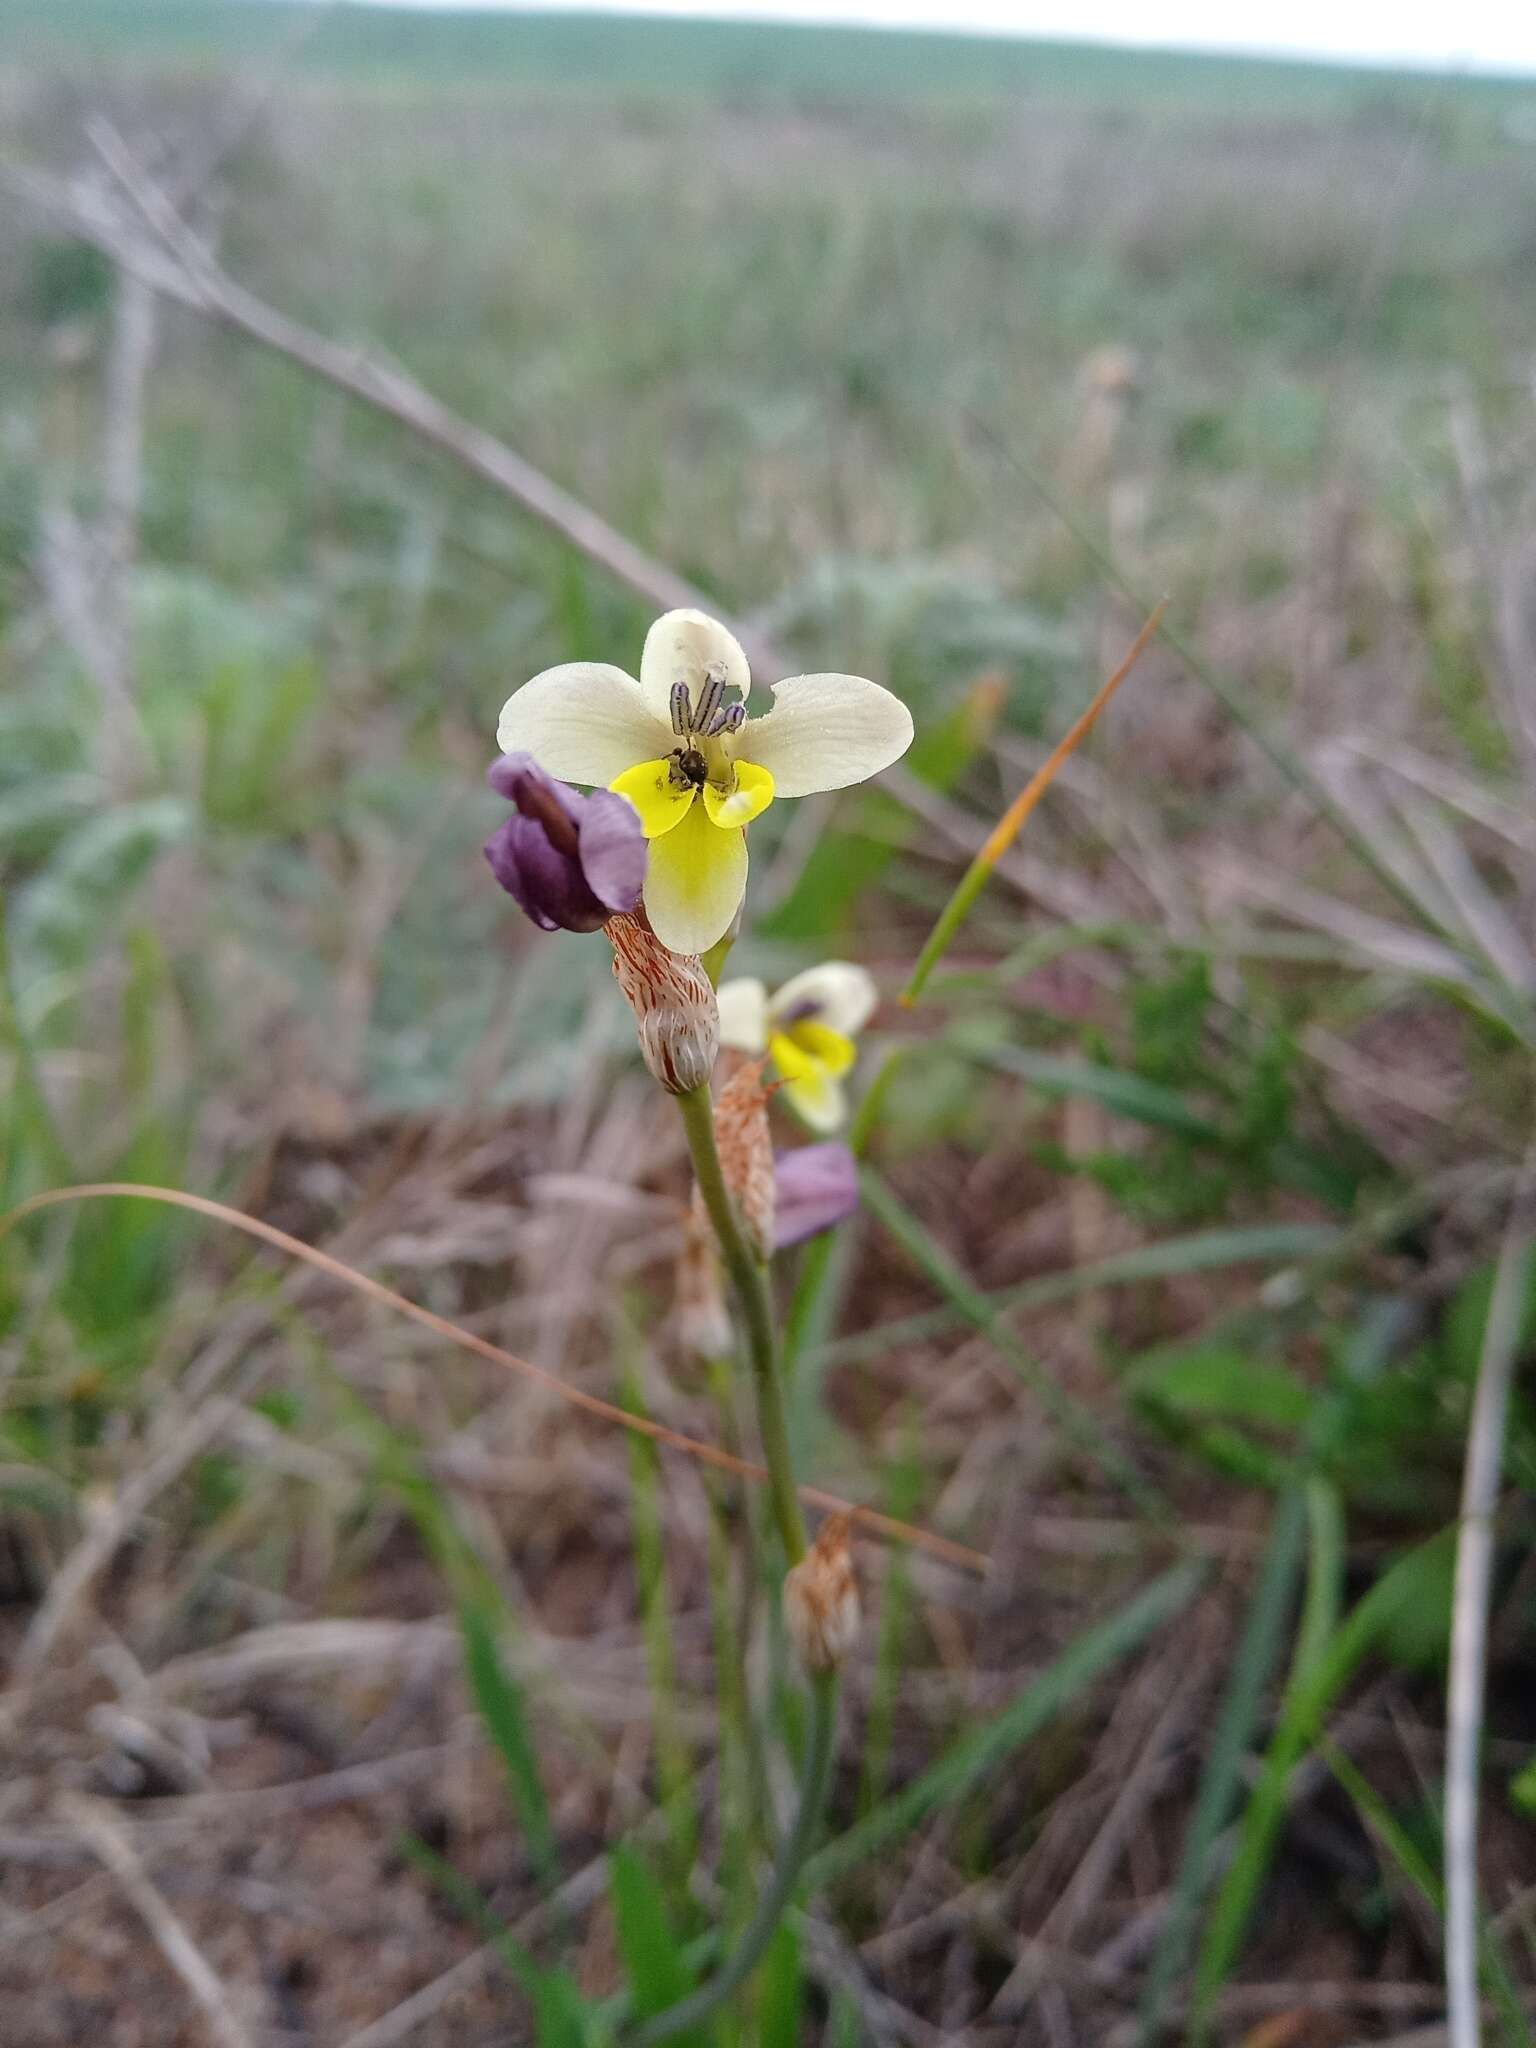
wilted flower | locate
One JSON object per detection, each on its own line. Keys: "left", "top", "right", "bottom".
{"left": 783, "top": 1512, "right": 860, "bottom": 1674}
{"left": 675, "top": 1205, "right": 733, "bottom": 1361}
{"left": 717, "top": 962, "right": 877, "bottom": 1131}
{"left": 496, "top": 610, "right": 914, "bottom": 954}
{"left": 607, "top": 908, "right": 720, "bottom": 1094}
{"left": 773, "top": 1142, "right": 859, "bottom": 1251}
{"left": 484, "top": 753, "right": 645, "bottom": 933}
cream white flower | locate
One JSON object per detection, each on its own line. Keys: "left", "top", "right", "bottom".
{"left": 496, "top": 610, "right": 914, "bottom": 954}
{"left": 716, "top": 961, "right": 877, "bottom": 1132}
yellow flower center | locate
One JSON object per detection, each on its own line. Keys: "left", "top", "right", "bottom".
{"left": 769, "top": 1018, "right": 856, "bottom": 1084}
{"left": 610, "top": 754, "right": 775, "bottom": 838}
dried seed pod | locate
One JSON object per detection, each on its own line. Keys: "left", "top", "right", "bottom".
{"left": 676, "top": 1204, "right": 732, "bottom": 1361}
{"left": 607, "top": 908, "right": 719, "bottom": 1095}
{"left": 712, "top": 1057, "right": 776, "bottom": 1261}
{"left": 783, "top": 1512, "right": 859, "bottom": 1675}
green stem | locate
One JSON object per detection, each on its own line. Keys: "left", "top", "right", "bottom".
{"left": 629, "top": 1669, "right": 839, "bottom": 2047}
{"left": 676, "top": 1082, "right": 807, "bottom": 1565}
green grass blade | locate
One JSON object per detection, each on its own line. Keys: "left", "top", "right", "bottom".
{"left": 1191, "top": 1528, "right": 1456, "bottom": 2023}
{"left": 623, "top": 1361, "right": 698, "bottom": 1875}
{"left": 968, "top": 1043, "right": 1222, "bottom": 1138}
{"left": 859, "top": 1164, "right": 1172, "bottom": 1523}
{"left": 966, "top": 419, "right": 1536, "bottom": 1045}
{"left": 459, "top": 1595, "right": 563, "bottom": 1896}
{"left": 757, "top": 1920, "right": 804, "bottom": 2048}
{"left": 1319, "top": 1739, "right": 1533, "bottom": 2048}
{"left": 342, "top": 1396, "right": 564, "bottom": 1897}
{"left": 1136, "top": 1486, "right": 1309, "bottom": 2045}
{"left": 806, "top": 1560, "right": 1207, "bottom": 1889}
{"left": 812, "top": 1220, "right": 1337, "bottom": 1367}
{"left": 609, "top": 1842, "right": 703, "bottom": 2038}
{"left": 1292, "top": 1477, "right": 1345, "bottom": 1684}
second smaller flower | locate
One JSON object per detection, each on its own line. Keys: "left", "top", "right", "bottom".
{"left": 717, "top": 962, "right": 877, "bottom": 1132}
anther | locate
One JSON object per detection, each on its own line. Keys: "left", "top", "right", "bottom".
{"left": 712, "top": 701, "right": 747, "bottom": 737}
{"left": 670, "top": 681, "right": 691, "bottom": 738}
{"left": 694, "top": 667, "right": 725, "bottom": 734}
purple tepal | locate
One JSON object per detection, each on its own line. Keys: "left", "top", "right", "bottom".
{"left": 484, "top": 753, "right": 646, "bottom": 934}
{"left": 773, "top": 1142, "right": 860, "bottom": 1250}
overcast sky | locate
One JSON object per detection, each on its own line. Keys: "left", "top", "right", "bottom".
{"left": 357, "top": 0, "right": 1536, "bottom": 75}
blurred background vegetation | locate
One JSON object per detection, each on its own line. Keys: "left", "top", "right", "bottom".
{"left": 2, "top": 4, "right": 1536, "bottom": 2043}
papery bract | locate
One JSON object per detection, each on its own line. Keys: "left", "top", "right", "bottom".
{"left": 783, "top": 1512, "right": 859, "bottom": 1674}
{"left": 710, "top": 1057, "right": 777, "bottom": 1262}
{"left": 607, "top": 908, "right": 720, "bottom": 1095}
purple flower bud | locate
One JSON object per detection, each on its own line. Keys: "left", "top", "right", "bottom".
{"left": 484, "top": 753, "right": 646, "bottom": 934}
{"left": 773, "top": 1142, "right": 859, "bottom": 1251}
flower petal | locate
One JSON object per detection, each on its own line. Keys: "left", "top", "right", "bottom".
{"left": 643, "top": 800, "right": 748, "bottom": 955}
{"left": 639, "top": 610, "right": 751, "bottom": 725}
{"left": 716, "top": 977, "right": 770, "bottom": 1053}
{"left": 770, "top": 961, "right": 878, "bottom": 1039}
{"left": 610, "top": 759, "right": 697, "bottom": 839}
{"left": 769, "top": 1030, "right": 848, "bottom": 1130}
{"left": 485, "top": 816, "right": 609, "bottom": 933}
{"left": 702, "top": 758, "right": 775, "bottom": 830}
{"left": 497, "top": 663, "right": 670, "bottom": 787}
{"left": 787, "top": 1019, "right": 857, "bottom": 1076}
{"left": 484, "top": 817, "right": 559, "bottom": 930}
{"left": 782, "top": 1064, "right": 847, "bottom": 1133}
{"left": 736, "top": 673, "right": 914, "bottom": 800}
{"left": 773, "top": 1142, "right": 860, "bottom": 1249}
{"left": 575, "top": 790, "right": 648, "bottom": 913}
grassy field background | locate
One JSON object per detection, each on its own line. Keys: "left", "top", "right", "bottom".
{"left": 3, "top": 4, "right": 1536, "bottom": 2043}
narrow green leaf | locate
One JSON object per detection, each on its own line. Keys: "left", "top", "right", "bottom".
{"left": 972, "top": 1043, "right": 1221, "bottom": 1137}
{"left": 807, "top": 1560, "right": 1206, "bottom": 1889}
{"left": 533, "top": 1970, "right": 595, "bottom": 2048}
{"left": 1137, "top": 1489, "right": 1308, "bottom": 2044}
{"left": 860, "top": 1164, "right": 1171, "bottom": 1521}
{"left": 1320, "top": 1742, "right": 1533, "bottom": 2048}
{"left": 758, "top": 1920, "right": 804, "bottom": 2048}
{"left": 622, "top": 1361, "right": 697, "bottom": 1873}
{"left": 1192, "top": 1529, "right": 1457, "bottom": 2022}
{"left": 813, "top": 1221, "right": 1337, "bottom": 1367}
{"left": 609, "top": 1843, "right": 700, "bottom": 2035}
{"left": 460, "top": 1596, "right": 562, "bottom": 1895}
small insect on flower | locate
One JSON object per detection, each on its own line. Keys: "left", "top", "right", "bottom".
{"left": 717, "top": 962, "right": 877, "bottom": 1132}
{"left": 483, "top": 753, "right": 646, "bottom": 934}
{"left": 496, "top": 610, "right": 914, "bottom": 955}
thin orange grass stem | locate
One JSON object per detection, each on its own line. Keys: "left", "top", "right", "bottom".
{"left": 900, "top": 600, "right": 1166, "bottom": 1005}
{"left": 0, "top": 1182, "right": 986, "bottom": 1577}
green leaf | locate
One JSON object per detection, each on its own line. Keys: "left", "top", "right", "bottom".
{"left": 758, "top": 1920, "right": 804, "bottom": 2048}
{"left": 1126, "top": 1343, "right": 1309, "bottom": 1486}
{"left": 533, "top": 1969, "right": 596, "bottom": 2048}
{"left": 459, "top": 1596, "right": 562, "bottom": 1894}
{"left": 1128, "top": 1345, "right": 1310, "bottom": 1429}
{"left": 608, "top": 1843, "right": 700, "bottom": 2034}
{"left": 1443, "top": 1256, "right": 1536, "bottom": 1383}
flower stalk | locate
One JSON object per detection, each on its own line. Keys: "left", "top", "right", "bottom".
{"left": 675, "top": 1080, "right": 806, "bottom": 1566}
{"left": 630, "top": 1666, "right": 838, "bottom": 2048}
